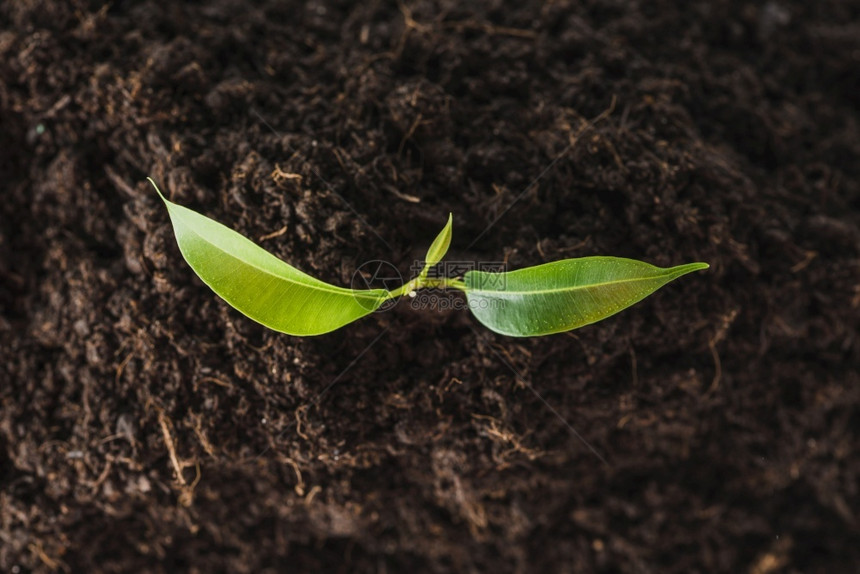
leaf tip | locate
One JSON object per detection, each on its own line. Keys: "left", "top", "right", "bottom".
{"left": 672, "top": 261, "right": 710, "bottom": 277}
{"left": 147, "top": 177, "right": 168, "bottom": 203}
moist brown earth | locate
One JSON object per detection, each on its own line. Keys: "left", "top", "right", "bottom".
{"left": 2, "top": 1, "right": 859, "bottom": 572}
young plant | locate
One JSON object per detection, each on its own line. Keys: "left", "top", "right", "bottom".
{"left": 150, "top": 178, "right": 708, "bottom": 337}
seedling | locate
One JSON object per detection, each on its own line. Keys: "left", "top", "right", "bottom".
{"left": 150, "top": 178, "right": 708, "bottom": 337}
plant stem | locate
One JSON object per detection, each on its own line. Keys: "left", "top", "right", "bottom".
{"left": 425, "top": 278, "right": 467, "bottom": 291}
{"left": 387, "top": 276, "right": 467, "bottom": 299}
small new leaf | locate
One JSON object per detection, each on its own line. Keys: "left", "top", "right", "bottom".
{"left": 150, "top": 178, "right": 389, "bottom": 336}
{"left": 418, "top": 213, "right": 453, "bottom": 280}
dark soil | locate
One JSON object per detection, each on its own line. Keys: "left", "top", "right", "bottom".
{"left": 2, "top": 1, "right": 859, "bottom": 572}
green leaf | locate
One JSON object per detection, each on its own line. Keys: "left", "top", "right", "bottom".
{"left": 150, "top": 179, "right": 389, "bottom": 336}
{"left": 463, "top": 256, "right": 709, "bottom": 337}
{"left": 418, "top": 213, "right": 453, "bottom": 280}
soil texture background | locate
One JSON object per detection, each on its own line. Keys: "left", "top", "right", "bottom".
{"left": 2, "top": 1, "right": 859, "bottom": 572}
